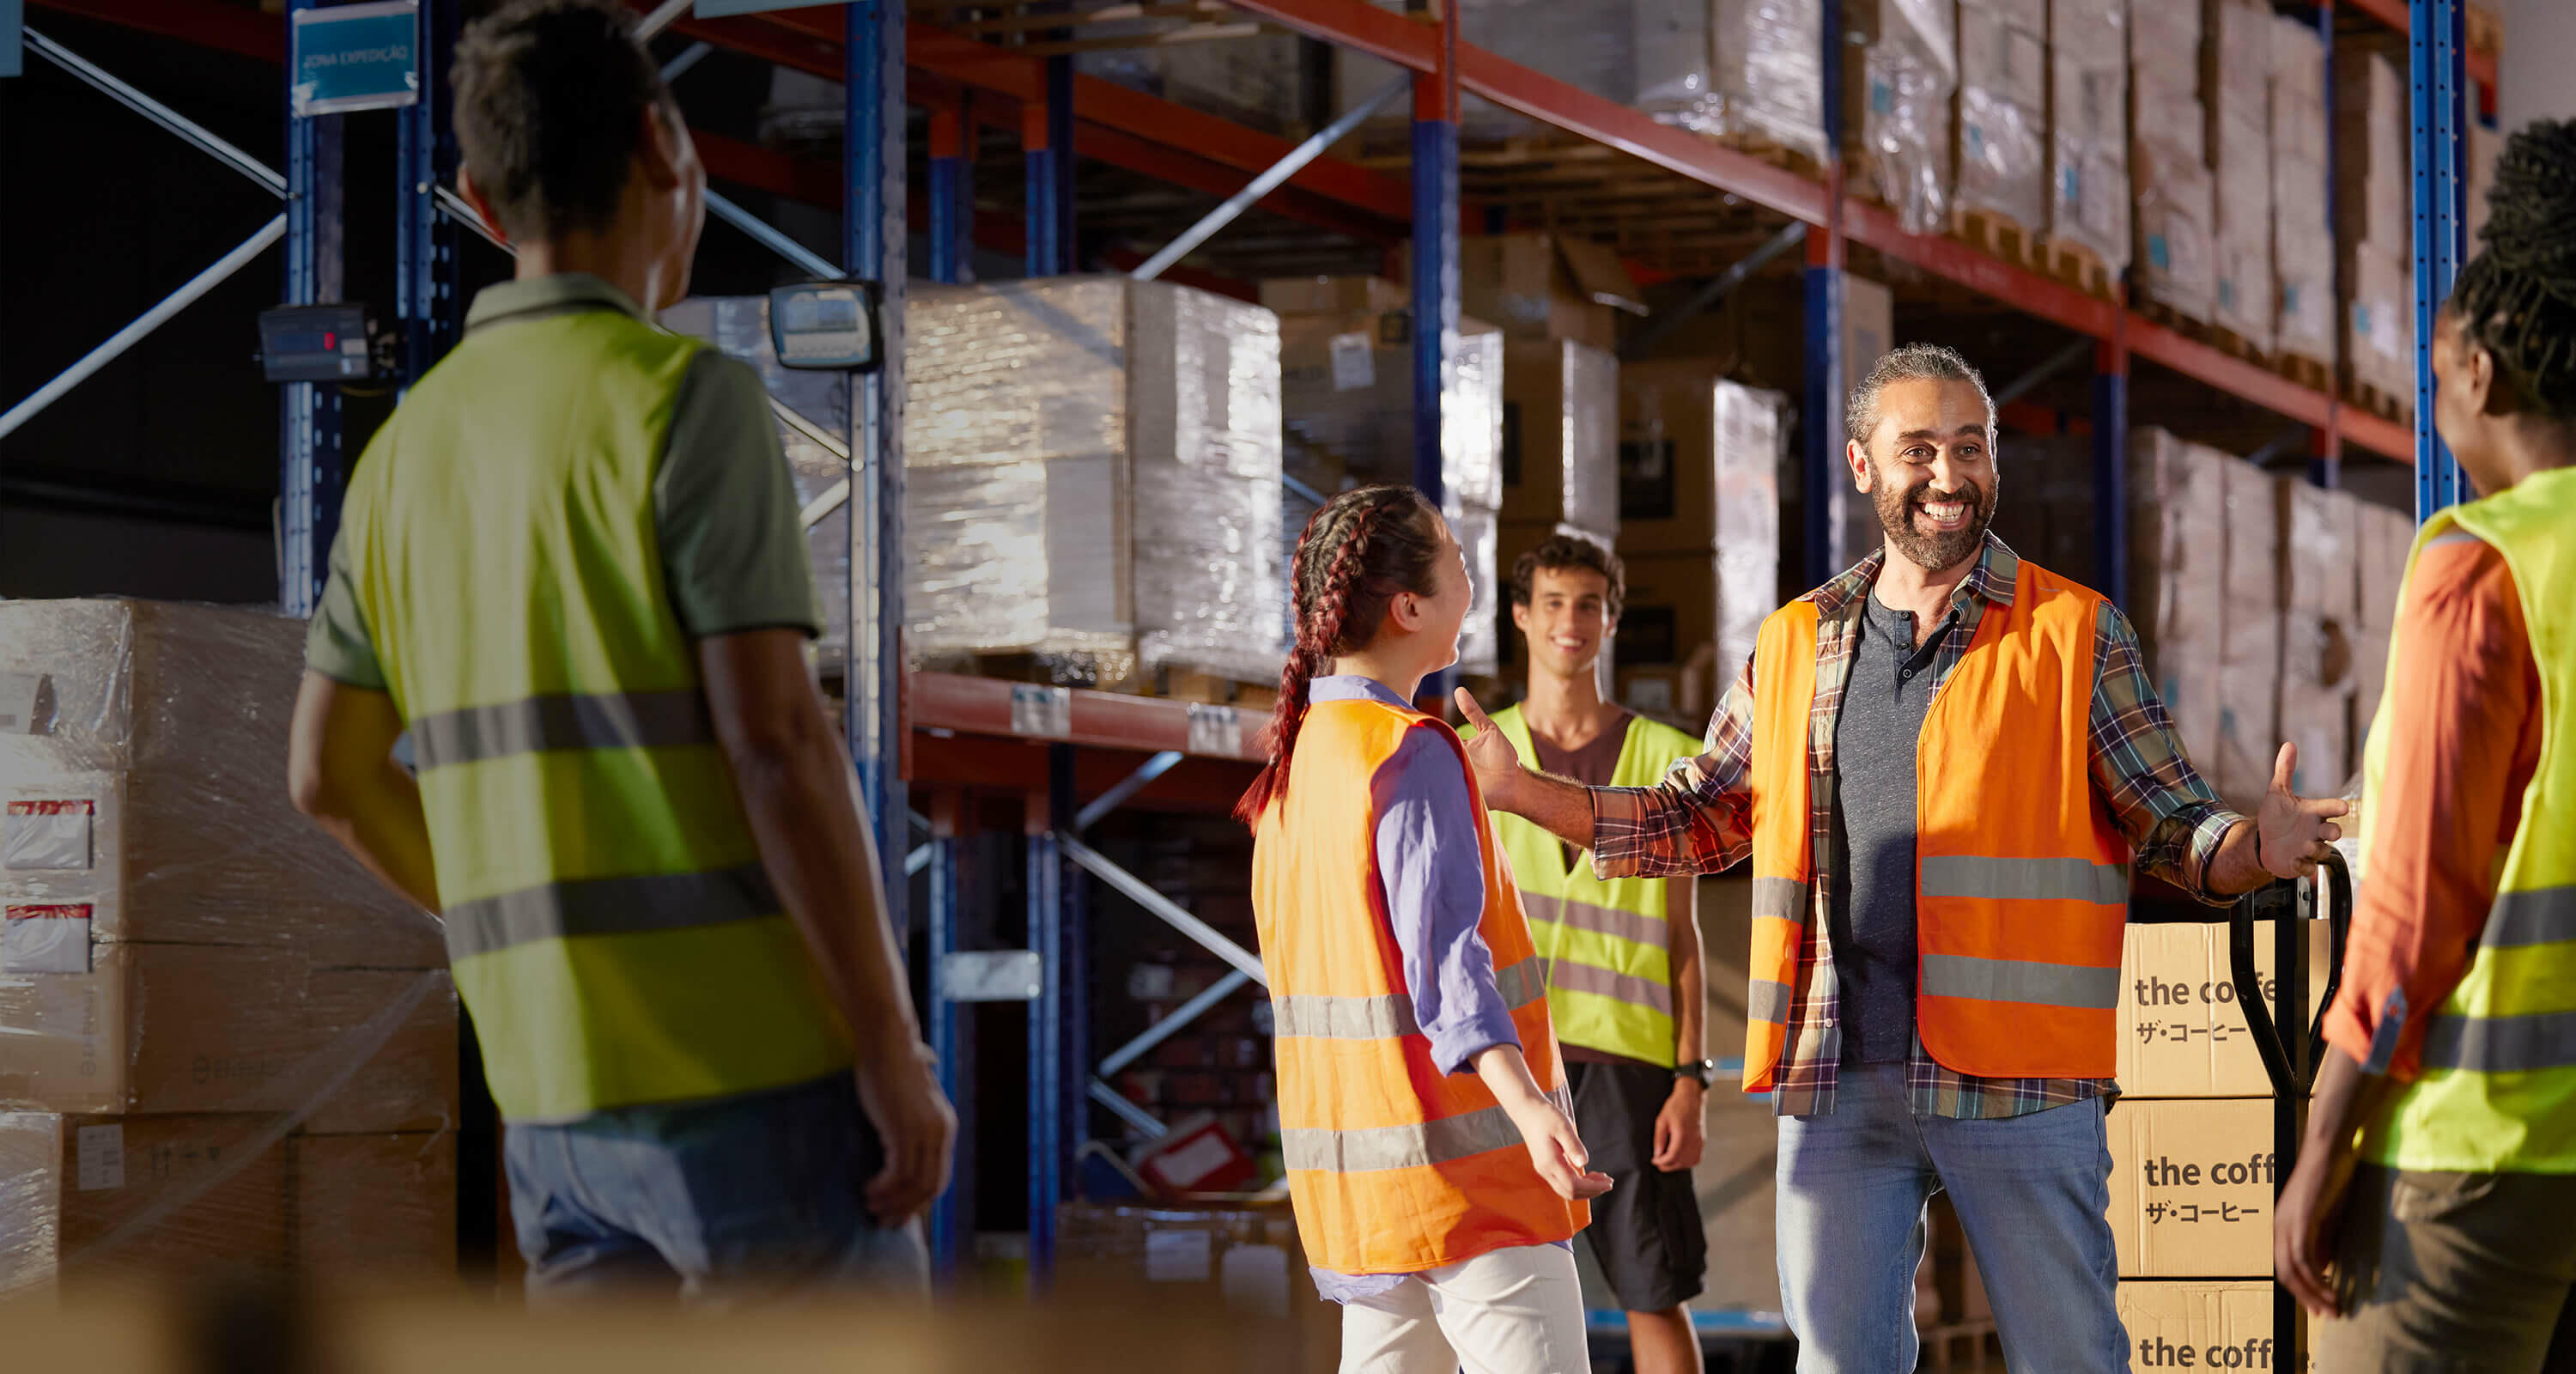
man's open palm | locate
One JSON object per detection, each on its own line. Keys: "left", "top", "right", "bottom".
{"left": 2258, "top": 741, "right": 2350, "bottom": 879}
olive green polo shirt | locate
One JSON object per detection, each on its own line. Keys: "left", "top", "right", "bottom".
{"left": 307, "top": 273, "right": 819, "bottom": 690}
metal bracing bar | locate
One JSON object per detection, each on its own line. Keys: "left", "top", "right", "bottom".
{"left": 26, "top": 31, "right": 285, "bottom": 198}
{"left": 1062, "top": 837, "right": 1268, "bottom": 987}
{"left": 1992, "top": 338, "right": 2093, "bottom": 409}
{"left": 1281, "top": 471, "right": 1327, "bottom": 507}
{"left": 905, "top": 843, "right": 933, "bottom": 876}
{"left": 434, "top": 185, "right": 512, "bottom": 252}
{"left": 1074, "top": 751, "right": 1183, "bottom": 832}
{"left": 636, "top": 0, "right": 692, "bottom": 40}
{"left": 1129, "top": 73, "right": 1407, "bottom": 282}
{"left": 0, "top": 215, "right": 286, "bottom": 446}
{"left": 2246, "top": 425, "right": 2316, "bottom": 468}
{"left": 708, "top": 188, "right": 839, "bottom": 278}
{"left": 1089, "top": 1079, "right": 1170, "bottom": 1138}
{"left": 1098, "top": 969, "right": 1254, "bottom": 1077}
{"left": 1618, "top": 220, "right": 1805, "bottom": 362}
{"left": 660, "top": 41, "right": 714, "bottom": 82}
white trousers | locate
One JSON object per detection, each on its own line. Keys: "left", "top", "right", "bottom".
{"left": 1338, "top": 1243, "right": 1591, "bottom": 1374}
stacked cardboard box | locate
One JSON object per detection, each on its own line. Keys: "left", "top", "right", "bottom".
{"left": 2268, "top": 16, "right": 2335, "bottom": 368}
{"left": 2349, "top": 500, "right": 2416, "bottom": 748}
{"left": 1957, "top": 0, "right": 2050, "bottom": 234}
{"left": 1494, "top": 334, "right": 1621, "bottom": 683}
{"left": 1081, "top": 32, "right": 1303, "bottom": 137}
{"left": 0, "top": 600, "right": 457, "bottom": 1297}
{"left": 1055, "top": 1201, "right": 1340, "bottom": 1374}
{"left": 2130, "top": 3, "right": 2215, "bottom": 323}
{"left": 1273, "top": 279, "right": 1508, "bottom": 676}
{"left": 1336, "top": 0, "right": 1720, "bottom": 146}
{"left": 2206, "top": 0, "right": 2275, "bottom": 352}
{"left": 2120, "top": 1280, "right": 2313, "bottom": 1371}
{"left": 1844, "top": 0, "right": 1960, "bottom": 236}
{"left": 2275, "top": 478, "right": 2360, "bottom": 794}
{"left": 2050, "top": 0, "right": 2130, "bottom": 273}
{"left": 1709, "top": 0, "right": 1831, "bottom": 162}
{"left": 2334, "top": 52, "right": 2415, "bottom": 408}
{"left": 2211, "top": 456, "right": 2281, "bottom": 811}
{"left": 2467, "top": 120, "right": 2500, "bottom": 246}
{"left": 2128, "top": 430, "right": 2232, "bottom": 765}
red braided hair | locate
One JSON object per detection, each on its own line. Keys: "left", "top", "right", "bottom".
{"left": 1235, "top": 485, "right": 1445, "bottom": 827}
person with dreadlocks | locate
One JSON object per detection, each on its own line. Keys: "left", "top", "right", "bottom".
{"left": 2274, "top": 119, "right": 2576, "bottom": 1371}
{"left": 1246, "top": 484, "right": 1611, "bottom": 1374}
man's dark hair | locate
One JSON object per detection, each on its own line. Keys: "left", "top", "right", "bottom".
{"left": 453, "top": 0, "right": 673, "bottom": 242}
{"left": 1844, "top": 343, "right": 1994, "bottom": 450}
{"left": 2449, "top": 119, "right": 2576, "bottom": 419}
{"left": 1510, "top": 533, "right": 1625, "bottom": 620}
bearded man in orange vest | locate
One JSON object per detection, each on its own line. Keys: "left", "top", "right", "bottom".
{"left": 1455, "top": 344, "right": 2350, "bottom": 1372}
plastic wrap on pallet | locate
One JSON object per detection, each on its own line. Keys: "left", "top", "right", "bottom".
{"left": 658, "top": 296, "right": 854, "bottom": 658}
{"left": 1706, "top": 0, "right": 1828, "bottom": 161}
{"left": 1503, "top": 339, "right": 1624, "bottom": 538}
{"left": 1955, "top": 1, "right": 2047, "bottom": 233}
{"left": 2128, "top": 430, "right": 2229, "bottom": 764}
{"left": 1078, "top": 30, "right": 1303, "bottom": 137}
{"left": 1279, "top": 313, "right": 1506, "bottom": 508}
{"left": 1334, "top": 0, "right": 1716, "bottom": 141}
{"left": 2211, "top": 113, "right": 2275, "bottom": 352}
{"left": 2046, "top": 0, "right": 2127, "bottom": 267}
{"left": 1562, "top": 343, "right": 1620, "bottom": 539}
{"left": 2345, "top": 249, "right": 2415, "bottom": 402}
{"left": 2134, "top": 136, "right": 2216, "bottom": 324}
{"left": 1853, "top": 0, "right": 1959, "bottom": 236}
{"left": 902, "top": 277, "right": 1287, "bottom": 687}
{"left": 2275, "top": 476, "right": 2360, "bottom": 626}
{"left": 2333, "top": 52, "right": 2411, "bottom": 257}
{"left": 1451, "top": 502, "right": 1503, "bottom": 678}
{"left": 292, "top": 1130, "right": 458, "bottom": 1281}
{"left": 1712, "top": 380, "right": 1787, "bottom": 690}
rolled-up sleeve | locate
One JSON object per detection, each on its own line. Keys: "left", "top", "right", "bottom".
{"left": 1372, "top": 726, "right": 1518, "bottom": 1075}
{"left": 2086, "top": 601, "right": 2241, "bottom": 900}
{"left": 1589, "top": 654, "right": 1759, "bottom": 879}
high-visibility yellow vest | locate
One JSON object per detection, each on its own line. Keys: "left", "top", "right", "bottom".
{"left": 338, "top": 303, "right": 853, "bottom": 1122}
{"left": 2360, "top": 466, "right": 2576, "bottom": 1173}
{"left": 1483, "top": 706, "right": 1704, "bottom": 1066}
{"left": 1747, "top": 556, "right": 2131, "bottom": 1088}
{"left": 1252, "top": 696, "right": 1587, "bottom": 1274}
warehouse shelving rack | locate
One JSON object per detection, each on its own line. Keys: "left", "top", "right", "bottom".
{"left": 7, "top": 0, "right": 2480, "bottom": 1326}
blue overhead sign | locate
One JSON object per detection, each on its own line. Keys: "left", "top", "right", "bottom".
{"left": 694, "top": 0, "right": 844, "bottom": 18}
{"left": 290, "top": 0, "right": 419, "bottom": 117}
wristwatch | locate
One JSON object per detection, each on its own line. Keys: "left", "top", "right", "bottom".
{"left": 1674, "top": 1058, "right": 1720, "bottom": 1087}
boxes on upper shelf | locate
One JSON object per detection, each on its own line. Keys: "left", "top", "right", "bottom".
{"left": 1709, "top": 0, "right": 1831, "bottom": 162}
{"left": 1842, "top": 0, "right": 1959, "bottom": 237}
{"left": 1956, "top": 0, "right": 2049, "bottom": 234}
{"left": 1500, "top": 338, "right": 1620, "bottom": 540}
{"left": 1398, "top": 234, "right": 1645, "bottom": 356}
{"left": 2048, "top": 0, "right": 2130, "bottom": 271}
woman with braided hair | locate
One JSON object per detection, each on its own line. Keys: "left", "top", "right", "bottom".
{"left": 1246, "top": 484, "right": 1609, "bottom": 1373}
{"left": 2274, "top": 118, "right": 2576, "bottom": 1372}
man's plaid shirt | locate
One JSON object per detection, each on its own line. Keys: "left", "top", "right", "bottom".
{"left": 1589, "top": 535, "right": 2244, "bottom": 1119}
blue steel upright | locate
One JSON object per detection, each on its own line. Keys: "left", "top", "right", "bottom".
{"left": 1409, "top": 21, "right": 1459, "bottom": 506}
{"left": 2090, "top": 337, "right": 2129, "bottom": 608}
{"left": 397, "top": 0, "right": 460, "bottom": 392}
{"left": 925, "top": 799, "right": 966, "bottom": 1276}
{"left": 281, "top": 0, "right": 345, "bottom": 617}
{"left": 1801, "top": 0, "right": 1845, "bottom": 589}
{"left": 1027, "top": 749, "right": 1072, "bottom": 1277}
{"left": 843, "top": 1, "right": 908, "bottom": 959}
{"left": 1024, "top": 58, "right": 1074, "bottom": 276}
{"left": 927, "top": 100, "right": 970, "bottom": 285}
{"left": 2410, "top": 0, "right": 2467, "bottom": 521}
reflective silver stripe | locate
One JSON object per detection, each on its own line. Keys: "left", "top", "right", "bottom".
{"left": 1521, "top": 891, "right": 1665, "bottom": 949}
{"left": 1545, "top": 957, "right": 1675, "bottom": 1017}
{"left": 1281, "top": 1101, "right": 1523, "bottom": 1173}
{"left": 2482, "top": 887, "right": 2576, "bottom": 950}
{"left": 1273, "top": 992, "right": 1418, "bottom": 1040}
{"left": 1920, "top": 854, "right": 2129, "bottom": 905}
{"left": 1748, "top": 978, "right": 1794, "bottom": 1025}
{"left": 1752, "top": 876, "right": 1806, "bottom": 921}
{"left": 1919, "top": 952, "right": 2121, "bottom": 1010}
{"left": 2419, "top": 1009, "right": 2576, "bottom": 1073}
{"left": 444, "top": 863, "right": 780, "bottom": 959}
{"left": 411, "top": 690, "right": 714, "bottom": 770}
{"left": 1494, "top": 955, "right": 1549, "bottom": 1009}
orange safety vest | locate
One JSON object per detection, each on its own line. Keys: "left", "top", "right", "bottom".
{"left": 1253, "top": 695, "right": 1589, "bottom": 1275}
{"left": 1744, "top": 557, "right": 2131, "bottom": 1089}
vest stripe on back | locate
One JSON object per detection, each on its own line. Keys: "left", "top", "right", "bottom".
{"left": 2481, "top": 885, "right": 2576, "bottom": 949}
{"left": 1521, "top": 891, "right": 1667, "bottom": 947}
{"left": 411, "top": 690, "right": 716, "bottom": 770}
{"left": 445, "top": 862, "right": 780, "bottom": 959}
{"left": 1920, "top": 854, "right": 2130, "bottom": 904}
{"left": 1545, "top": 958, "right": 1677, "bottom": 1017}
{"left": 2420, "top": 1008, "right": 2576, "bottom": 1073}
{"left": 1921, "top": 953, "right": 2123, "bottom": 1010}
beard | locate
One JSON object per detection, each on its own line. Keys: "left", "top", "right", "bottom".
{"left": 1871, "top": 471, "right": 1998, "bottom": 572}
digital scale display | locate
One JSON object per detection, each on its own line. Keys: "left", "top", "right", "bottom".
{"left": 768, "top": 282, "right": 882, "bottom": 371}
{"left": 258, "top": 303, "right": 375, "bottom": 382}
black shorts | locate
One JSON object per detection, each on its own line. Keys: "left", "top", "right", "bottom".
{"left": 1567, "top": 1059, "right": 1708, "bottom": 1313}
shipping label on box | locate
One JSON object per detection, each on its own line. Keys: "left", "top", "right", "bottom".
{"left": 2117, "top": 921, "right": 2325, "bottom": 1097}
{"left": 2118, "top": 1280, "right": 2312, "bottom": 1370}
{"left": 3, "top": 800, "right": 93, "bottom": 871}
{"left": 2, "top": 905, "right": 93, "bottom": 976}
{"left": 2107, "top": 1098, "right": 2276, "bottom": 1277}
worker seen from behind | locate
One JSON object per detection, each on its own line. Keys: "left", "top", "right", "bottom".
{"left": 1473, "top": 534, "right": 1710, "bottom": 1374}
{"left": 1244, "top": 485, "right": 1611, "bottom": 1374}
{"left": 2275, "top": 118, "right": 2576, "bottom": 1373}
{"left": 1455, "top": 343, "right": 2350, "bottom": 1372}
{"left": 286, "top": 0, "right": 953, "bottom": 1299}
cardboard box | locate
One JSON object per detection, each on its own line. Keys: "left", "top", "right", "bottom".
{"left": 2105, "top": 1097, "right": 2276, "bottom": 1277}
{"left": 2118, "top": 1280, "right": 2312, "bottom": 1371}
{"left": 1619, "top": 552, "right": 1719, "bottom": 672}
{"left": 2117, "top": 921, "right": 2328, "bottom": 1098}
{"left": 1260, "top": 275, "right": 1408, "bottom": 317}
{"left": 2275, "top": 478, "right": 2359, "bottom": 624}
{"left": 2220, "top": 458, "right": 2278, "bottom": 657}
{"left": 1055, "top": 1201, "right": 1340, "bottom": 1374}
{"left": 1412, "top": 234, "right": 1644, "bottom": 355}
{"left": 2351, "top": 627, "right": 2391, "bottom": 743}
{"left": 292, "top": 1131, "right": 457, "bottom": 1280}
{"left": 2353, "top": 500, "right": 2414, "bottom": 634}
{"left": 2214, "top": 652, "right": 2280, "bottom": 814}
{"left": 0, "top": 943, "right": 315, "bottom": 1116}
{"left": 2129, "top": 430, "right": 2230, "bottom": 681}
{"left": 301, "top": 969, "right": 459, "bottom": 1137}
{"left": 0, "top": 1110, "right": 289, "bottom": 1294}
{"left": 2134, "top": 134, "right": 2216, "bottom": 324}
{"left": 1500, "top": 338, "right": 1621, "bottom": 538}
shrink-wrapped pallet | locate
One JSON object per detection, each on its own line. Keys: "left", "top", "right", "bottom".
{"left": 1709, "top": 0, "right": 1830, "bottom": 161}
{"left": 2269, "top": 15, "right": 2334, "bottom": 367}
{"left": 1500, "top": 338, "right": 1621, "bottom": 543}
{"left": 2048, "top": 0, "right": 2129, "bottom": 271}
{"left": 2130, "top": 3, "right": 2214, "bottom": 322}
{"left": 1712, "top": 380, "right": 1789, "bottom": 691}
{"left": 2207, "top": 0, "right": 2275, "bottom": 351}
{"left": 1957, "top": 0, "right": 2049, "bottom": 232}
{"left": 1336, "top": 0, "right": 1719, "bottom": 143}
{"left": 902, "top": 277, "right": 1289, "bottom": 687}
{"left": 1847, "top": 0, "right": 1959, "bottom": 235}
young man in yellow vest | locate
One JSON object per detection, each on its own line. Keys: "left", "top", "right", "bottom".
{"left": 1480, "top": 535, "right": 1710, "bottom": 1374}
{"left": 284, "top": 0, "right": 952, "bottom": 1299}
{"left": 1457, "top": 343, "right": 2349, "bottom": 1371}
{"left": 2275, "top": 119, "right": 2576, "bottom": 1372}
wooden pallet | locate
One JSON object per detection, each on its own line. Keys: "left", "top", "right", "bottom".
{"left": 2274, "top": 350, "right": 2333, "bottom": 394}
{"left": 2136, "top": 298, "right": 2213, "bottom": 337}
{"left": 2347, "top": 377, "right": 2411, "bottom": 423}
{"left": 2040, "top": 236, "right": 2114, "bottom": 301}
{"left": 1922, "top": 1321, "right": 2005, "bottom": 1373}
{"left": 1950, "top": 208, "right": 2050, "bottom": 273}
{"left": 2203, "top": 322, "right": 2272, "bottom": 365}
{"left": 1153, "top": 666, "right": 1279, "bottom": 714}
{"left": 924, "top": 654, "right": 1281, "bottom": 714}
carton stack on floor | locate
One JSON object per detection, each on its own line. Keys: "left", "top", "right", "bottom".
{"left": 1054, "top": 1200, "right": 1340, "bottom": 1374}
{"left": 2268, "top": 16, "right": 2336, "bottom": 382}
{"left": 2124, "top": 431, "right": 2231, "bottom": 765}
{"left": 1954, "top": 0, "right": 2050, "bottom": 246}
{"left": 1270, "top": 273, "right": 1509, "bottom": 677}
{"left": 2206, "top": 0, "right": 2276, "bottom": 355}
{"left": 2275, "top": 479, "right": 2361, "bottom": 796}
{"left": 2349, "top": 501, "right": 2417, "bottom": 740}
{"left": 2048, "top": 0, "right": 2130, "bottom": 290}
{"left": 2334, "top": 51, "right": 2416, "bottom": 417}
{"left": 0, "top": 600, "right": 457, "bottom": 1299}
{"left": 2109, "top": 916, "right": 2324, "bottom": 1371}
{"left": 2130, "top": 3, "right": 2216, "bottom": 325}
{"left": 2213, "top": 454, "right": 2283, "bottom": 811}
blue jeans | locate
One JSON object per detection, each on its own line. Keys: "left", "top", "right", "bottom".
{"left": 504, "top": 1072, "right": 927, "bottom": 1303}
{"left": 1774, "top": 1063, "right": 2126, "bottom": 1373}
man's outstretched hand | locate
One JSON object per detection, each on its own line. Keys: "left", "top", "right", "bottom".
{"left": 2258, "top": 741, "right": 2351, "bottom": 880}
{"left": 1453, "top": 687, "right": 1528, "bottom": 812}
